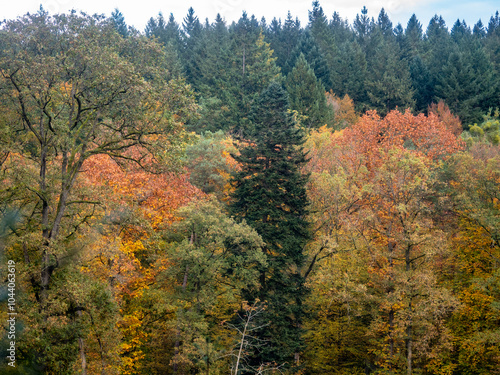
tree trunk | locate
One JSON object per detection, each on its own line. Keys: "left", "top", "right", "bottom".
{"left": 79, "top": 337, "right": 87, "bottom": 375}
{"left": 406, "top": 245, "right": 413, "bottom": 375}
{"left": 173, "top": 232, "right": 194, "bottom": 373}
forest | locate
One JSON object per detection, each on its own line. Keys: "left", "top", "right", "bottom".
{"left": 0, "top": 1, "right": 499, "bottom": 374}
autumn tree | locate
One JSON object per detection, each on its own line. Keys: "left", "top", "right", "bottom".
{"left": 0, "top": 9, "right": 196, "bottom": 372}
{"left": 163, "top": 198, "right": 266, "bottom": 373}
{"left": 440, "top": 145, "right": 500, "bottom": 373}
{"left": 303, "top": 109, "right": 464, "bottom": 374}
{"left": 185, "top": 130, "right": 238, "bottom": 201}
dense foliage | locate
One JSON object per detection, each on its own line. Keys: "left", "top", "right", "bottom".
{"left": 0, "top": 2, "right": 499, "bottom": 375}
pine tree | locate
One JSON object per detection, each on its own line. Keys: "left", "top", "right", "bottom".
{"left": 377, "top": 8, "right": 394, "bottom": 39}
{"left": 230, "top": 81, "right": 310, "bottom": 372}
{"left": 424, "top": 15, "right": 453, "bottom": 109}
{"left": 286, "top": 53, "right": 332, "bottom": 128}
{"left": 434, "top": 41, "right": 497, "bottom": 125}
{"left": 181, "top": 7, "right": 202, "bottom": 84}
{"left": 329, "top": 11, "right": 353, "bottom": 43}
{"left": 485, "top": 11, "right": 500, "bottom": 69}
{"left": 330, "top": 39, "right": 369, "bottom": 110}
{"left": 285, "top": 31, "right": 331, "bottom": 88}
{"left": 365, "top": 27, "right": 415, "bottom": 114}
{"left": 229, "top": 27, "right": 282, "bottom": 135}
{"left": 266, "top": 13, "right": 303, "bottom": 72}
{"left": 308, "top": 1, "right": 337, "bottom": 90}
{"left": 144, "top": 12, "right": 182, "bottom": 52}
{"left": 402, "top": 14, "right": 424, "bottom": 60}
{"left": 409, "top": 55, "right": 433, "bottom": 112}
{"left": 111, "top": 8, "right": 129, "bottom": 37}
{"left": 473, "top": 20, "right": 486, "bottom": 38}
{"left": 353, "top": 5, "right": 373, "bottom": 51}
{"left": 451, "top": 19, "right": 472, "bottom": 44}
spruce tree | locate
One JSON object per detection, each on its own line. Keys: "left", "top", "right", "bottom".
{"left": 110, "top": 8, "right": 129, "bottom": 37}
{"left": 402, "top": 14, "right": 424, "bottom": 60}
{"left": 330, "top": 39, "right": 369, "bottom": 110}
{"left": 286, "top": 53, "right": 332, "bottom": 128}
{"left": 365, "top": 27, "right": 415, "bottom": 114}
{"left": 485, "top": 11, "right": 500, "bottom": 69}
{"left": 434, "top": 41, "right": 497, "bottom": 125}
{"left": 284, "top": 31, "right": 331, "bottom": 88}
{"left": 230, "top": 81, "right": 310, "bottom": 372}
{"left": 308, "top": 0, "right": 337, "bottom": 90}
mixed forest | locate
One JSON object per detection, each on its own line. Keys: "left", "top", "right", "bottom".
{"left": 1, "top": 1, "right": 500, "bottom": 374}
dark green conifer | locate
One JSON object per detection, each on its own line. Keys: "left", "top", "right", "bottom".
{"left": 402, "top": 14, "right": 424, "bottom": 59}
{"left": 434, "top": 41, "right": 497, "bottom": 125}
{"left": 286, "top": 53, "right": 332, "bottom": 128}
{"left": 330, "top": 39, "right": 369, "bottom": 110}
{"left": 230, "top": 81, "right": 309, "bottom": 372}
{"left": 365, "top": 28, "right": 415, "bottom": 113}
{"left": 285, "top": 31, "right": 331, "bottom": 88}
{"left": 111, "top": 8, "right": 129, "bottom": 37}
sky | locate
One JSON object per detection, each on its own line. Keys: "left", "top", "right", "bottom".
{"left": 2, "top": 0, "right": 499, "bottom": 32}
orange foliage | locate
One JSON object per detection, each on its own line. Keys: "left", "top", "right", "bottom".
{"left": 78, "top": 151, "right": 205, "bottom": 374}
{"left": 428, "top": 101, "right": 463, "bottom": 136}
{"left": 338, "top": 109, "right": 464, "bottom": 171}
{"left": 325, "top": 91, "right": 359, "bottom": 129}
{"left": 82, "top": 153, "right": 204, "bottom": 229}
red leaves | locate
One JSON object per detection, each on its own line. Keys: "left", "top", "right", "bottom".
{"left": 82, "top": 153, "right": 204, "bottom": 229}
{"left": 339, "top": 109, "right": 465, "bottom": 171}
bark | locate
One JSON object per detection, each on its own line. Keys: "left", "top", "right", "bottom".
{"left": 79, "top": 337, "right": 87, "bottom": 375}
{"left": 173, "top": 232, "right": 194, "bottom": 373}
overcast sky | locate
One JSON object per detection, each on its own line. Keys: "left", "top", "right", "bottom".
{"left": 3, "top": 1, "right": 499, "bottom": 32}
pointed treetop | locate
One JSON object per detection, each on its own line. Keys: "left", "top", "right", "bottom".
{"left": 487, "top": 11, "right": 500, "bottom": 36}
{"left": 354, "top": 6, "right": 373, "bottom": 37}
{"left": 406, "top": 14, "right": 422, "bottom": 37}
{"left": 309, "top": 0, "right": 327, "bottom": 26}
{"left": 426, "top": 14, "right": 448, "bottom": 39}
{"left": 451, "top": 19, "right": 471, "bottom": 42}
{"left": 183, "top": 7, "right": 201, "bottom": 38}
{"left": 473, "top": 19, "right": 486, "bottom": 38}
{"left": 377, "top": 8, "right": 393, "bottom": 36}
{"left": 111, "top": 8, "right": 128, "bottom": 37}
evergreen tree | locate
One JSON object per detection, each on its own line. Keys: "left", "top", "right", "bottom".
{"left": 286, "top": 53, "right": 332, "bottom": 128}
{"left": 181, "top": 7, "right": 203, "bottom": 84}
{"left": 402, "top": 14, "right": 424, "bottom": 60}
{"left": 276, "top": 12, "right": 303, "bottom": 69}
{"left": 434, "top": 41, "right": 497, "bottom": 125}
{"left": 473, "top": 19, "right": 486, "bottom": 38}
{"left": 186, "top": 14, "right": 235, "bottom": 132}
{"left": 330, "top": 39, "right": 369, "bottom": 110}
{"left": 377, "top": 8, "right": 394, "bottom": 39}
{"left": 330, "top": 11, "right": 353, "bottom": 43}
{"left": 451, "top": 19, "right": 472, "bottom": 44}
{"left": 409, "top": 55, "right": 433, "bottom": 112}
{"left": 144, "top": 12, "right": 182, "bottom": 52}
{"left": 285, "top": 31, "right": 331, "bottom": 88}
{"left": 230, "top": 81, "right": 310, "bottom": 372}
{"left": 365, "top": 28, "right": 415, "bottom": 113}
{"left": 394, "top": 22, "right": 404, "bottom": 46}
{"left": 266, "top": 13, "right": 303, "bottom": 72}
{"left": 110, "top": 8, "right": 129, "bottom": 37}
{"left": 308, "top": 1, "right": 337, "bottom": 90}
{"left": 486, "top": 11, "right": 500, "bottom": 69}
{"left": 425, "top": 15, "right": 453, "bottom": 107}
{"left": 353, "top": 5, "right": 373, "bottom": 51}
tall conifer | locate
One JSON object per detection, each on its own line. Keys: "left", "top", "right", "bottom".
{"left": 230, "top": 82, "right": 310, "bottom": 372}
